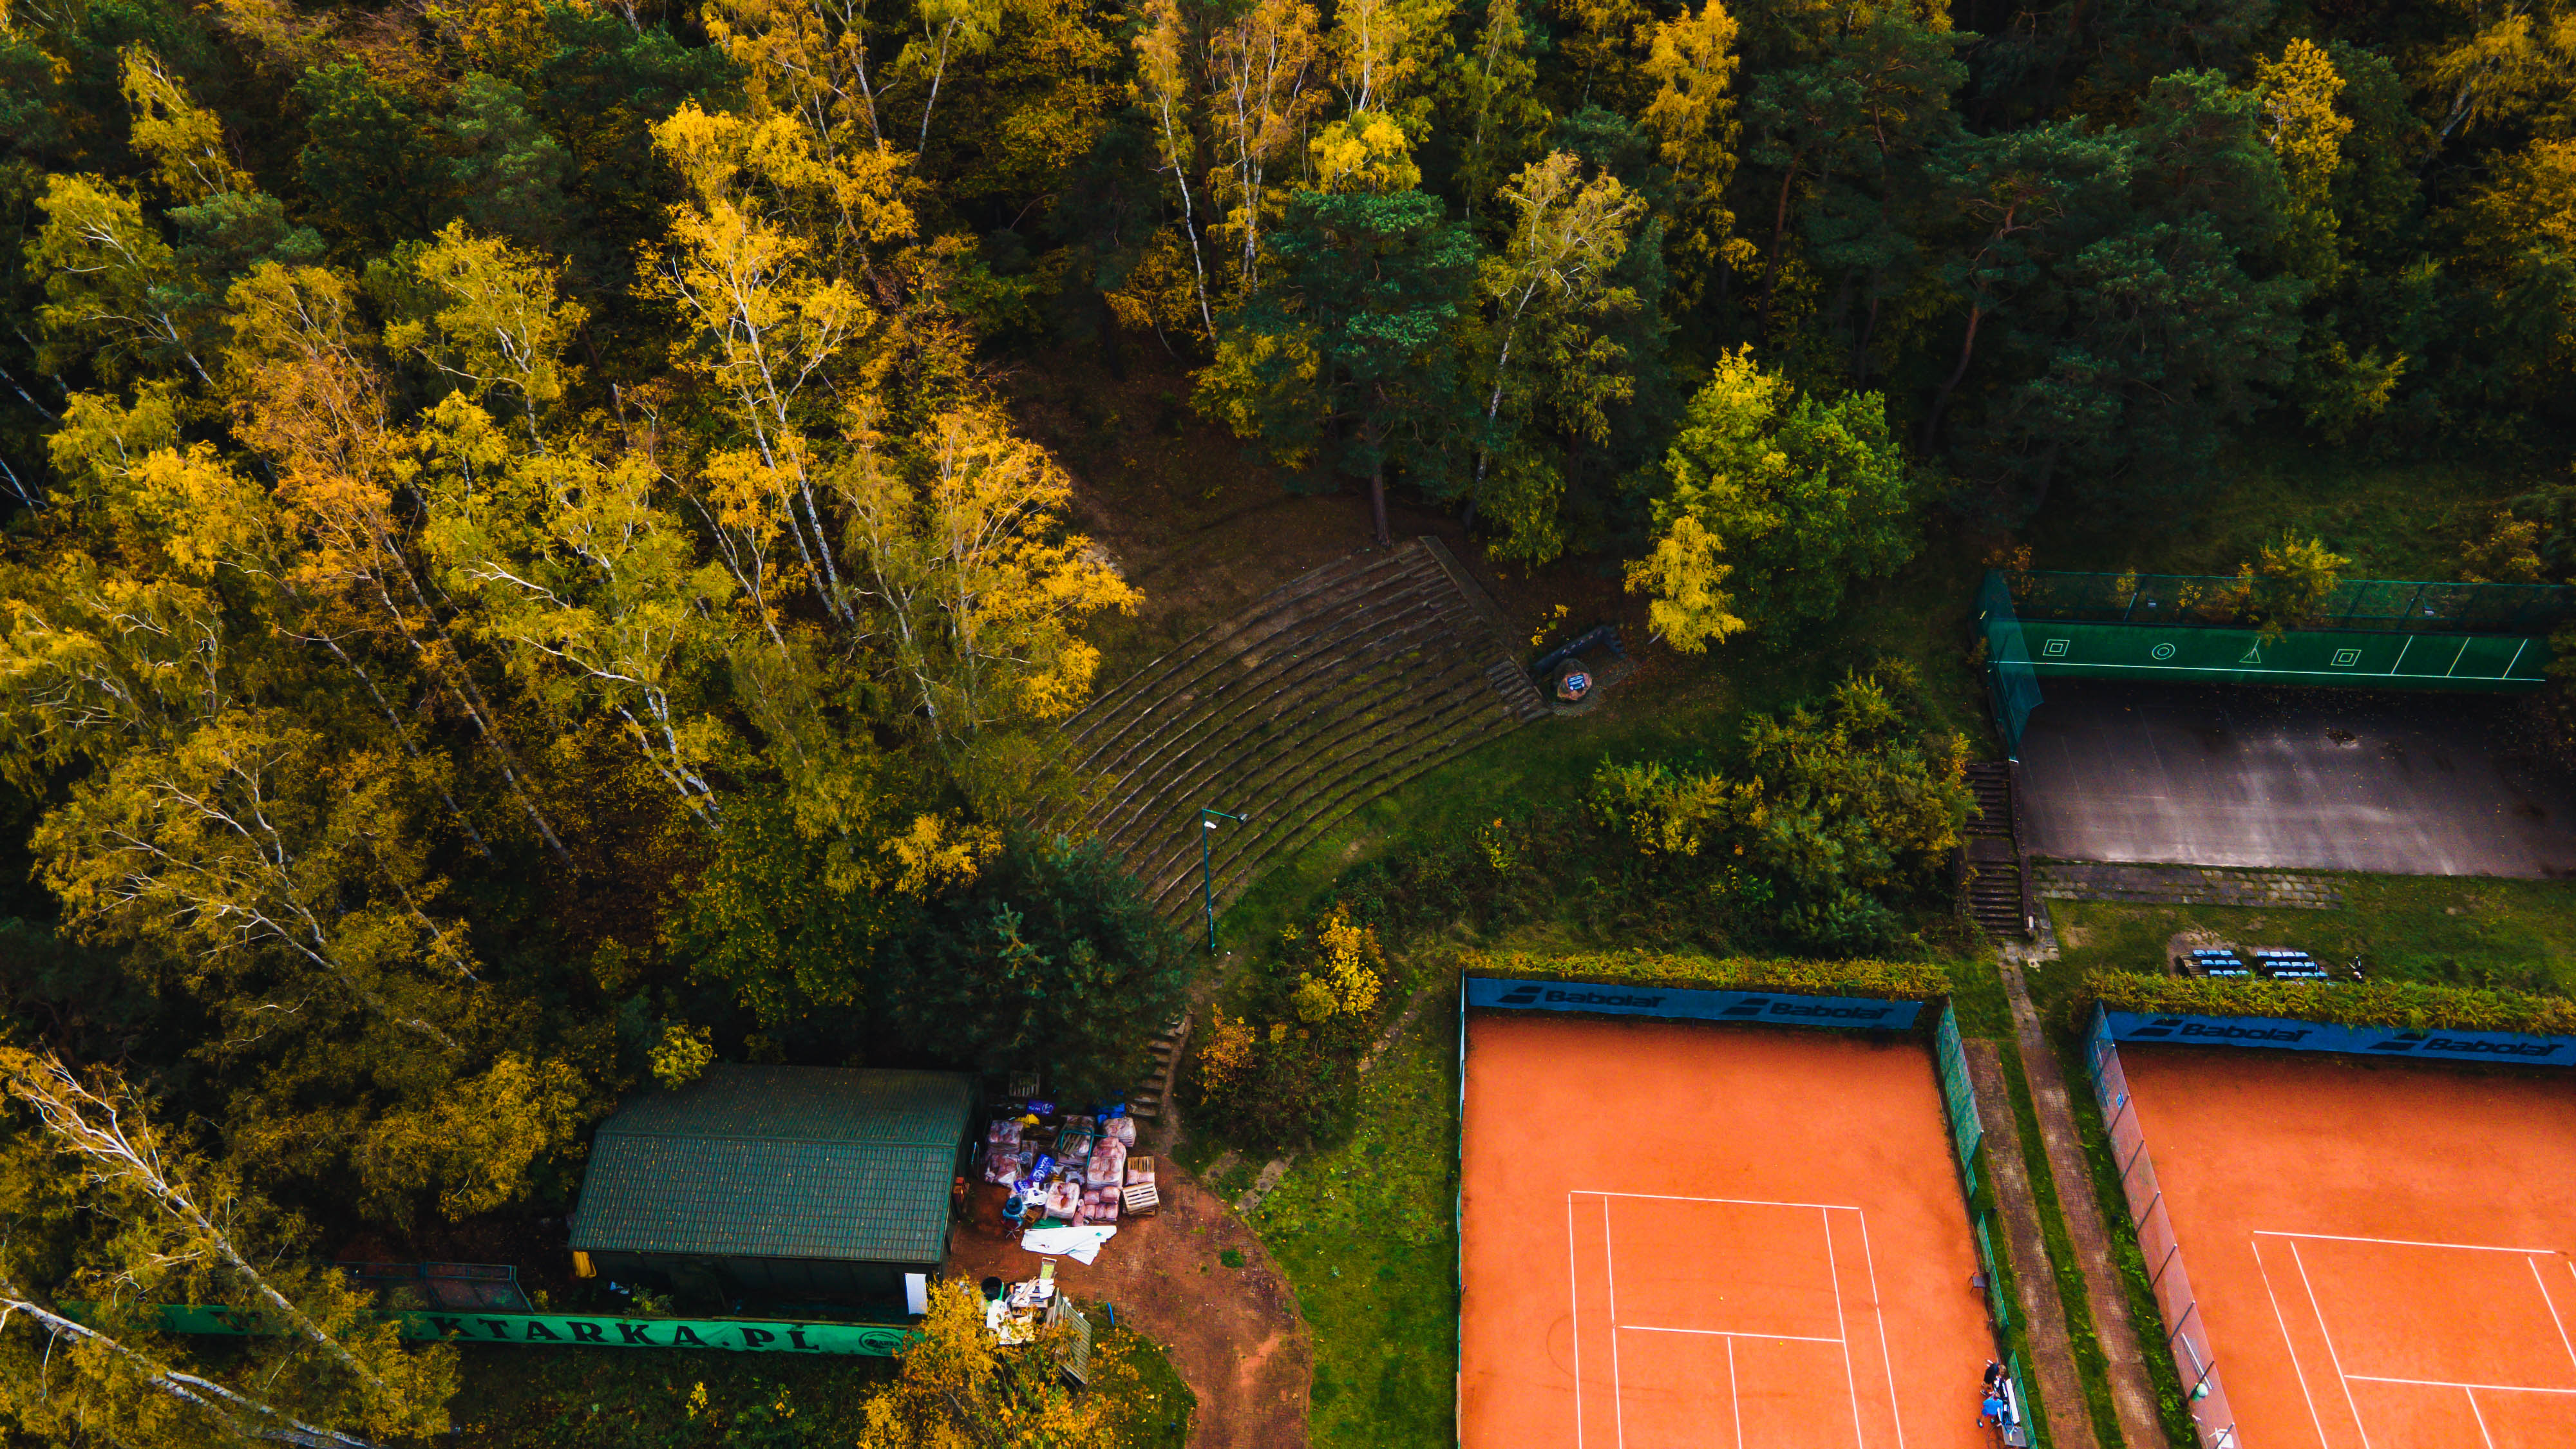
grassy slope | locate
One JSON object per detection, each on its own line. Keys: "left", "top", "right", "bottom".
{"left": 1241, "top": 981, "right": 1463, "bottom": 1449}
{"left": 1215, "top": 532, "right": 1995, "bottom": 951}
{"left": 450, "top": 1349, "right": 891, "bottom": 1446}
{"left": 2046, "top": 874, "right": 2576, "bottom": 998}
{"left": 1954, "top": 958, "right": 2129, "bottom": 1449}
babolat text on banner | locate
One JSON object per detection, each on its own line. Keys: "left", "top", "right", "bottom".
{"left": 2099, "top": 1009, "right": 2576, "bottom": 1065}
{"left": 1464, "top": 976, "right": 1923, "bottom": 1030}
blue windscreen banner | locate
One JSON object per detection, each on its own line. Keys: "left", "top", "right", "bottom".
{"left": 2099, "top": 1009, "right": 2576, "bottom": 1065}
{"left": 1464, "top": 974, "right": 1923, "bottom": 1031}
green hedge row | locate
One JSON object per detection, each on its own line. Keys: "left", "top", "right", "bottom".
{"left": 1463, "top": 949, "right": 1953, "bottom": 1001}
{"left": 2083, "top": 969, "right": 2576, "bottom": 1036}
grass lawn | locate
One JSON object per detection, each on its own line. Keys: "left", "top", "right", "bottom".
{"left": 1239, "top": 976, "right": 1462, "bottom": 1449}
{"left": 2045, "top": 873, "right": 2576, "bottom": 999}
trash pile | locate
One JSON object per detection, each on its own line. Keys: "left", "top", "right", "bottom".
{"left": 979, "top": 1100, "right": 1160, "bottom": 1258}
{"left": 981, "top": 1262, "right": 1061, "bottom": 1345}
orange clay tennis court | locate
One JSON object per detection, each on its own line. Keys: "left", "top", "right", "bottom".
{"left": 1461, "top": 1014, "right": 1994, "bottom": 1449}
{"left": 2120, "top": 1046, "right": 2576, "bottom": 1449}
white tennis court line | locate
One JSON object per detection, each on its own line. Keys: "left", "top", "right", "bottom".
{"left": 1621, "top": 1325, "right": 1844, "bottom": 1345}
{"left": 1603, "top": 1195, "right": 1625, "bottom": 1449}
{"left": 1567, "top": 1194, "right": 1583, "bottom": 1449}
{"left": 1824, "top": 1205, "right": 1865, "bottom": 1449}
{"left": 2255, "top": 1227, "right": 2562, "bottom": 1256}
{"left": 1571, "top": 1188, "right": 1866, "bottom": 1213}
{"left": 1727, "top": 1338, "right": 1743, "bottom": 1449}
{"left": 1566, "top": 1191, "right": 1899, "bottom": 1449}
{"left": 2253, "top": 1235, "right": 2334, "bottom": 1449}
{"left": 2346, "top": 1375, "right": 2576, "bottom": 1395}
{"left": 2255, "top": 1228, "right": 2576, "bottom": 1449}
{"left": 2289, "top": 1237, "right": 2376, "bottom": 1449}
{"left": 1859, "top": 1210, "right": 1909, "bottom": 1449}
{"left": 2535, "top": 1256, "right": 2576, "bottom": 1376}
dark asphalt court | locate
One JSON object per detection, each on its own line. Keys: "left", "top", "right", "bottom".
{"left": 2016, "top": 681, "right": 2576, "bottom": 877}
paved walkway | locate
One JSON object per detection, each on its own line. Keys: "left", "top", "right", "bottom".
{"left": 1962, "top": 1039, "right": 2097, "bottom": 1449}
{"left": 2001, "top": 962, "right": 2164, "bottom": 1447}
{"left": 2036, "top": 860, "right": 2344, "bottom": 909}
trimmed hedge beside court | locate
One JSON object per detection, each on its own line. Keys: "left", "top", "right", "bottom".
{"left": 1463, "top": 949, "right": 1953, "bottom": 1001}
{"left": 2081, "top": 970, "right": 2576, "bottom": 1036}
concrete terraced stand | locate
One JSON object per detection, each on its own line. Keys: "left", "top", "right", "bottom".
{"left": 1046, "top": 538, "right": 1544, "bottom": 923}
{"left": 2036, "top": 860, "right": 2345, "bottom": 910}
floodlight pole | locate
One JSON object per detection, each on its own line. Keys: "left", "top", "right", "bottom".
{"left": 1199, "top": 808, "right": 1245, "bottom": 953}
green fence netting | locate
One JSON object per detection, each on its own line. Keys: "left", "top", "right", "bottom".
{"left": 2002, "top": 570, "right": 2576, "bottom": 636}
{"left": 1936, "top": 1003, "right": 1984, "bottom": 1184}
{"left": 1978, "top": 573, "right": 2043, "bottom": 759}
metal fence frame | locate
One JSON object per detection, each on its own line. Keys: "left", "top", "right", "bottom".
{"left": 1934, "top": 1004, "right": 2039, "bottom": 1442}
{"left": 1979, "top": 572, "right": 2043, "bottom": 761}
{"left": 2005, "top": 570, "right": 2576, "bottom": 636}
{"left": 1935, "top": 1004, "right": 1984, "bottom": 1197}
{"left": 2084, "top": 1007, "right": 2240, "bottom": 1449}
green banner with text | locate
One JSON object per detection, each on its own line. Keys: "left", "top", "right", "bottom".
{"left": 133, "top": 1303, "right": 912, "bottom": 1356}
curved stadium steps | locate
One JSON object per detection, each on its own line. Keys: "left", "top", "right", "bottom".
{"left": 1054, "top": 538, "right": 1546, "bottom": 925}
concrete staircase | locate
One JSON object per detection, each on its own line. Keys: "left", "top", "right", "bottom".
{"left": 1964, "top": 762, "right": 2032, "bottom": 938}
{"left": 1052, "top": 538, "right": 1541, "bottom": 923}
{"left": 1128, "top": 1013, "right": 1189, "bottom": 1122}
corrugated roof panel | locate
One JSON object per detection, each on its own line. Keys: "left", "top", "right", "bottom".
{"left": 571, "top": 1065, "right": 973, "bottom": 1263}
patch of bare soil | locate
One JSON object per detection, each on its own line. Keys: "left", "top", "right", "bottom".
{"left": 1001, "top": 341, "right": 1665, "bottom": 688}
{"left": 947, "top": 1171, "right": 1309, "bottom": 1449}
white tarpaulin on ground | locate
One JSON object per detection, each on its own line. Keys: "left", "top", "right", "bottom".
{"left": 1018, "top": 1225, "right": 1117, "bottom": 1265}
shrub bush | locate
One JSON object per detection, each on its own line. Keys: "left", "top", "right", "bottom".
{"left": 1464, "top": 949, "right": 1954, "bottom": 1000}
{"left": 2081, "top": 970, "right": 2576, "bottom": 1036}
{"left": 1188, "top": 904, "right": 1395, "bottom": 1153}
{"left": 1328, "top": 665, "right": 1973, "bottom": 958}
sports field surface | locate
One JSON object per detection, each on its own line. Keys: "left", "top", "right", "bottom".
{"left": 2018, "top": 683, "right": 2576, "bottom": 878}
{"left": 2123, "top": 1046, "right": 2576, "bottom": 1448}
{"left": 1459, "top": 1014, "right": 1993, "bottom": 1449}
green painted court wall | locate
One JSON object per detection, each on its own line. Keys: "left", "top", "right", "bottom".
{"left": 2015, "top": 621, "right": 2552, "bottom": 690}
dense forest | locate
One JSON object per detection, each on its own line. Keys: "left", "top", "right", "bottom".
{"left": 0, "top": 0, "right": 2570, "bottom": 1435}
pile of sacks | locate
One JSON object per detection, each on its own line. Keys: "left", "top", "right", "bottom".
{"left": 985, "top": 1106, "right": 1142, "bottom": 1226}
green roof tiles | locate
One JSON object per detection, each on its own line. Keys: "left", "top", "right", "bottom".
{"left": 571, "top": 1065, "right": 974, "bottom": 1265}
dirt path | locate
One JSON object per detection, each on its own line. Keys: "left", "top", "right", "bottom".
{"left": 2002, "top": 962, "right": 2164, "bottom": 1446}
{"left": 949, "top": 1171, "right": 1309, "bottom": 1449}
{"left": 1962, "top": 1038, "right": 2099, "bottom": 1449}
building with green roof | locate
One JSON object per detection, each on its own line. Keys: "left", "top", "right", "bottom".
{"left": 570, "top": 1065, "right": 975, "bottom": 1304}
